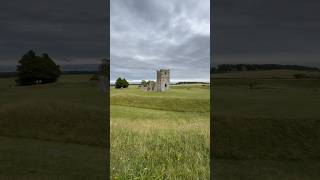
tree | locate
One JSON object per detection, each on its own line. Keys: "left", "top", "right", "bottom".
{"left": 16, "top": 50, "right": 61, "bottom": 85}
{"left": 122, "top": 78, "right": 129, "bottom": 88}
{"left": 115, "top": 77, "right": 123, "bottom": 88}
{"left": 115, "top": 77, "right": 129, "bottom": 88}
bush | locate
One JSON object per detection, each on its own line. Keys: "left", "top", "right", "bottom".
{"left": 115, "top": 77, "right": 129, "bottom": 89}
{"left": 16, "top": 50, "right": 61, "bottom": 85}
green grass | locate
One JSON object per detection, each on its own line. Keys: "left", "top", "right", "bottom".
{"left": 0, "top": 75, "right": 107, "bottom": 179}
{"left": 212, "top": 70, "right": 320, "bottom": 179}
{"left": 214, "top": 159, "right": 320, "bottom": 180}
{"left": 110, "top": 85, "right": 210, "bottom": 179}
{"left": 4, "top": 69, "right": 319, "bottom": 179}
{"left": 0, "top": 136, "right": 106, "bottom": 180}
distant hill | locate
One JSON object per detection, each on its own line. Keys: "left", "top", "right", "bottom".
{"left": 211, "top": 64, "right": 320, "bottom": 73}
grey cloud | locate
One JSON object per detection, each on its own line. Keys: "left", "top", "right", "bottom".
{"left": 111, "top": 0, "right": 210, "bottom": 81}
{"left": 0, "top": 0, "right": 107, "bottom": 70}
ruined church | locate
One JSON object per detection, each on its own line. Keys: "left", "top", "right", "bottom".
{"left": 141, "top": 69, "right": 170, "bottom": 92}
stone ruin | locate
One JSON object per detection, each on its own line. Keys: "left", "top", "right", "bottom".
{"left": 141, "top": 69, "right": 170, "bottom": 92}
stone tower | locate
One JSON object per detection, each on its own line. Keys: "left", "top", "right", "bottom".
{"left": 156, "top": 69, "right": 170, "bottom": 91}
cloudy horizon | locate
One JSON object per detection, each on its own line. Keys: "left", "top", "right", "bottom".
{"left": 0, "top": 0, "right": 107, "bottom": 72}
{"left": 110, "top": 0, "right": 210, "bottom": 82}
{"left": 2, "top": 1, "right": 319, "bottom": 75}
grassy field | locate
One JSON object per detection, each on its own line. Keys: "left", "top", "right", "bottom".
{"left": 3, "top": 69, "right": 319, "bottom": 179}
{"left": 213, "top": 69, "right": 320, "bottom": 79}
{"left": 0, "top": 75, "right": 108, "bottom": 179}
{"left": 110, "top": 84, "right": 210, "bottom": 179}
{"left": 212, "top": 70, "right": 320, "bottom": 179}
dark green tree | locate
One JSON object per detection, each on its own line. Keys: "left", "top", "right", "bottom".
{"left": 115, "top": 77, "right": 129, "bottom": 88}
{"left": 16, "top": 50, "right": 61, "bottom": 85}
{"left": 122, "top": 78, "right": 129, "bottom": 88}
{"left": 115, "top": 77, "right": 123, "bottom": 88}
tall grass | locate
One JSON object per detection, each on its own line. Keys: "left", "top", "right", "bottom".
{"left": 111, "top": 85, "right": 210, "bottom": 179}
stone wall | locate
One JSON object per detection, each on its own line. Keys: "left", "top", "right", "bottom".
{"left": 141, "top": 69, "right": 170, "bottom": 92}
{"left": 141, "top": 81, "right": 157, "bottom": 91}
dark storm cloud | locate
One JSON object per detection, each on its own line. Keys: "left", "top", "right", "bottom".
{"left": 111, "top": 0, "right": 210, "bottom": 81}
{"left": 213, "top": 0, "right": 320, "bottom": 67}
{"left": 0, "top": 0, "right": 107, "bottom": 71}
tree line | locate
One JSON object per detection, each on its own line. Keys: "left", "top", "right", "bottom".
{"left": 211, "top": 64, "right": 320, "bottom": 73}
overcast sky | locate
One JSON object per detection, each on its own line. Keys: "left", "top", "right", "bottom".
{"left": 213, "top": 0, "right": 320, "bottom": 67}
{"left": 2, "top": 1, "right": 318, "bottom": 74}
{"left": 0, "top": 0, "right": 107, "bottom": 72}
{"left": 110, "top": 0, "right": 210, "bottom": 82}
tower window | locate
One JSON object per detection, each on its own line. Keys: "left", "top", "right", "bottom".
{"left": 165, "top": 84, "right": 167, "bottom": 87}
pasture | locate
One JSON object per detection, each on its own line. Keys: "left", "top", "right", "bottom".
{"left": 2, "top": 69, "right": 319, "bottom": 179}
{"left": 0, "top": 75, "right": 108, "bottom": 179}
{"left": 110, "top": 84, "right": 210, "bottom": 179}
{"left": 212, "top": 70, "right": 320, "bottom": 179}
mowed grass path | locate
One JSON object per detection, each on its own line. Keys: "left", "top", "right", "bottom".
{"left": 212, "top": 71, "right": 320, "bottom": 179}
{"left": 110, "top": 85, "right": 210, "bottom": 179}
{"left": 0, "top": 75, "right": 108, "bottom": 179}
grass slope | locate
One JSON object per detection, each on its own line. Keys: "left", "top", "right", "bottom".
{"left": 0, "top": 75, "right": 108, "bottom": 179}
{"left": 0, "top": 136, "right": 106, "bottom": 180}
{"left": 110, "top": 85, "right": 210, "bottom": 179}
{"left": 212, "top": 70, "right": 320, "bottom": 179}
